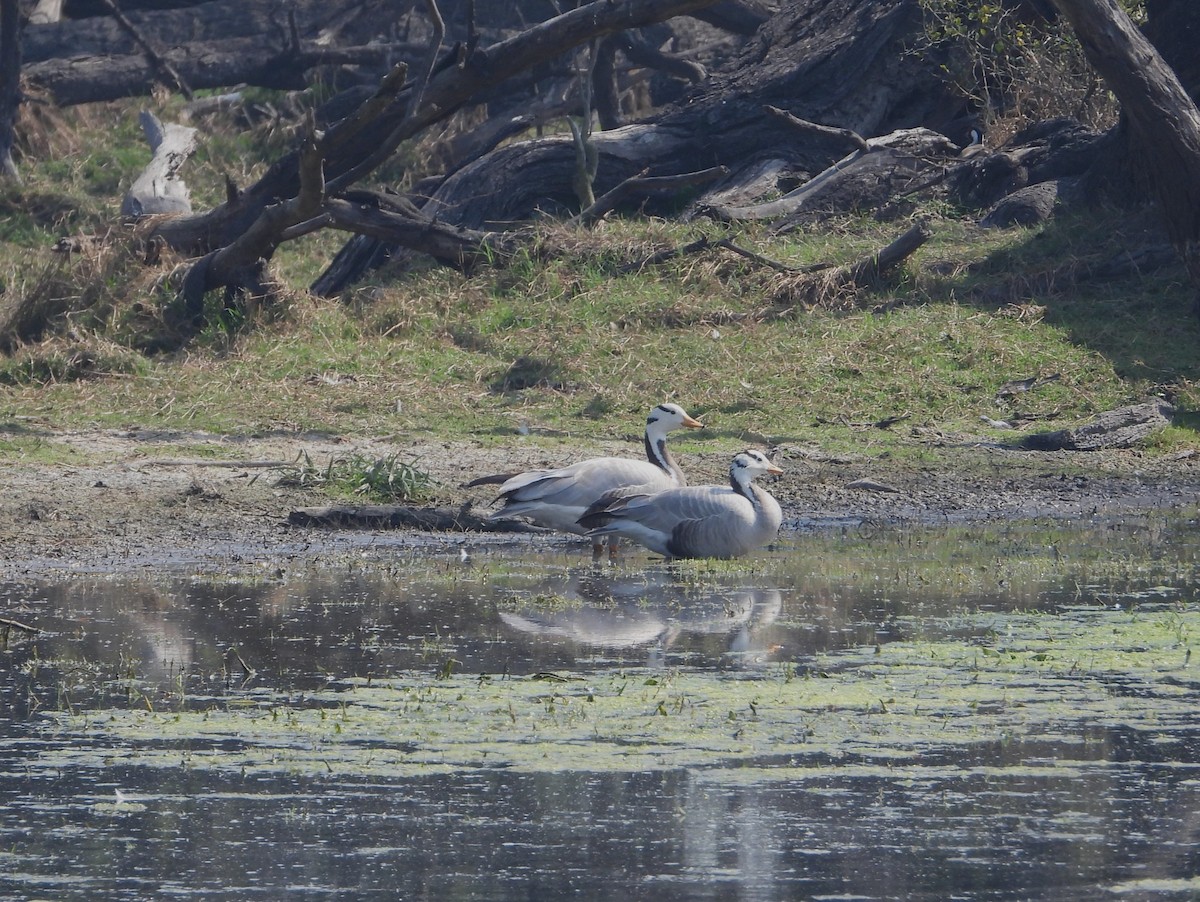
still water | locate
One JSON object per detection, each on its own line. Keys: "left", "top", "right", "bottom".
{"left": 3, "top": 515, "right": 1200, "bottom": 900}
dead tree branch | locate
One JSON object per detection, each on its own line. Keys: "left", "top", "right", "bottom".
{"left": 574, "top": 165, "right": 728, "bottom": 226}
{"left": 766, "top": 104, "right": 869, "bottom": 153}
{"left": 96, "top": 0, "right": 193, "bottom": 99}
{"left": 152, "top": 0, "right": 723, "bottom": 258}
{"left": 768, "top": 219, "right": 932, "bottom": 310}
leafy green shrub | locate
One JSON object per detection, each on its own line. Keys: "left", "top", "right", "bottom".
{"left": 280, "top": 451, "right": 435, "bottom": 502}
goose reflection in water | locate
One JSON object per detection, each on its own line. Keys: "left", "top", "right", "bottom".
{"left": 498, "top": 569, "right": 782, "bottom": 665}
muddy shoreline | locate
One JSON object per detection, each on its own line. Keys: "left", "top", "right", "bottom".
{"left": 3, "top": 428, "right": 1199, "bottom": 578}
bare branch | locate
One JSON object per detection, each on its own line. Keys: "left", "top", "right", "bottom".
{"left": 765, "top": 104, "right": 869, "bottom": 153}
{"left": 575, "top": 165, "right": 729, "bottom": 226}
{"left": 96, "top": 0, "right": 194, "bottom": 100}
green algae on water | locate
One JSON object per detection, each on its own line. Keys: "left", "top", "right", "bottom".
{"left": 31, "top": 605, "right": 1199, "bottom": 779}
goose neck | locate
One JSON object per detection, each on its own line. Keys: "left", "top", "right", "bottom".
{"left": 645, "top": 432, "right": 683, "bottom": 482}
{"left": 729, "top": 469, "right": 756, "bottom": 503}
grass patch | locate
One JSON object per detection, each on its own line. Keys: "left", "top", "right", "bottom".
{"left": 0, "top": 99, "right": 1196, "bottom": 461}
{"left": 278, "top": 450, "right": 436, "bottom": 502}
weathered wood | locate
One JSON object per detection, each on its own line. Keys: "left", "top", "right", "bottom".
{"left": 978, "top": 179, "right": 1065, "bottom": 228}
{"left": 182, "top": 128, "right": 326, "bottom": 306}
{"left": 620, "top": 219, "right": 928, "bottom": 301}
{"left": 122, "top": 112, "right": 197, "bottom": 217}
{"left": 949, "top": 119, "right": 1104, "bottom": 212}
{"left": 692, "top": 0, "right": 772, "bottom": 34}
{"left": 321, "top": 199, "right": 520, "bottom": 268}
{"left": 683, "top": 158, "right": 800, "bottom": 218}
{"left": 841, "top": 219, "right": 932, "bottom": 285}
{"left": 20, "top": 0, "right": 359, "bottom": 64}
{"left": 766, "top": 104, "right": 870, "bottom": 153}
{"left": 420, "top": 0, "right": 948, "bottom": 233}
{"left": 766, "top": 219, "right": 932, "bottom": 310}
{"left": 0, "top": 615, "right": 42, "bottom": 634}
{"left": 27, "top": 0, "right": 62, "bottom": 24}
{"left": 703, "top": 128, "right": 956, "bottom": 227}
{"left": 1017, "top": 399, "right": 1174, "bottom": 451}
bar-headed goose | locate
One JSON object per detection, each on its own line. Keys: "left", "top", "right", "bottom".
{"left": 577, "top": 450, "right": 783, "bottom": 560}
{"left": 479, "top": 403, "right": 704, "bottom": 540}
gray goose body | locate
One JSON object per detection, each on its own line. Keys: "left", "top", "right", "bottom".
{"left": 578, "top": 450, "right": 783, "bottom": 560}
{"left": 486, "top": 403, "right": 703, "bottom": 536}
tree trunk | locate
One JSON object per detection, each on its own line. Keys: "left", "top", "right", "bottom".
{"left": 0, "top": 0, "right": 20, "bottom": 182}
{"left": 1052, "top": 0, "right": 1200, "bottom": 289}
{"left": 1143, "top": 0, "right": 1200, "bottom": 102}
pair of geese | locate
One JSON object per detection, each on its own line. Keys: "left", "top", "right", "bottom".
{"left": 474, "top": 404, "right": 784, "bottom": 560}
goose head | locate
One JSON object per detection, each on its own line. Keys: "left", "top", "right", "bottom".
{"left": 730, "top": 450, "right": 783, "bottom": 488}
{"left": 646, "top": 403, "right": 704, "bottom": 437}
{"left": 643, "top": 403, "right": 703, "bottom": 478}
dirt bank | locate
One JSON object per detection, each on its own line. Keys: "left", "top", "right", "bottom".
{"left": 3, "top": 427, "right": 1199, "bottom": 578}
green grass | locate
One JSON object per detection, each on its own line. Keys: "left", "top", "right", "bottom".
{"left": 1, "top": 99, "right": 1197, "bottom": 464}
{"left": 278, "top": 450, "right": 436, "bottom": 502}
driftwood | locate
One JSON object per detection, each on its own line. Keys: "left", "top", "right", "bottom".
{"left": 22, "top": 0, "right": 419, "bottom": 107}
{"left": 765, "top": 219, "right": 932, "bottom": 309}
{"left": 288, "top": 503, "right": 539, "bottom": 532}
{"left": 620, "top": 233, "right": 813, "bottom": 274}
{"left": 766, "top": 104, "right": 870, "bottom": 153}
{"left": 96, "top": 0, "right": 194, "bottom": 100}
{"left": 949, "top": 119, "right": 1103, "bottom": 211}
{"left": 1017, "top": 399, "right": 1174, "bottom": 451}
{"left": 682, "top": 158, "right": 800, "bottom": 217}
{"left": 157, "top": 0, "right": 957, "bottom": 303}
{"left": 121, "top": 112, "right": 197, "bottom": 217}
{"left": 619, "top": 218, "right": 929, "bottom": 309}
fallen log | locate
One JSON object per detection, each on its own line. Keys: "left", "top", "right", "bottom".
{"left": 288, "top": 503, "right": 540, "bottom": 532}
{"left": 574, "top": 165, "right": 729, "bottom": 226}
{"left": 1016, "top": 399, "right": 1174, "bottom": 451}
{"left": 26, "top": 37, "right": 401, "bottom": 106}
{"left": 121, "top": 112, "right": 197, "bottom": 217}
{"left": 701, "top": 128, "right": 958, "bottom": 226}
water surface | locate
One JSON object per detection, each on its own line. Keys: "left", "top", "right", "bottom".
{"left": 3, "top": 514, "right": 1200, "bottom": 900}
